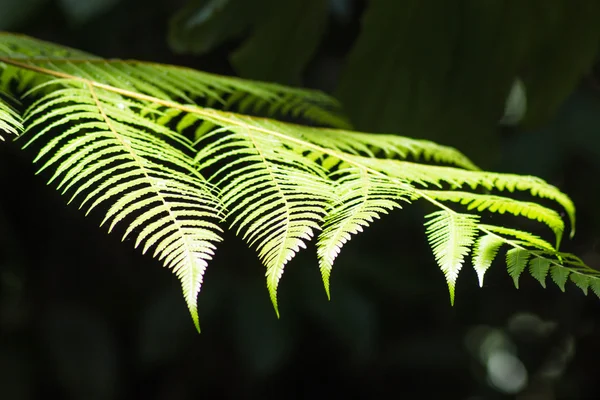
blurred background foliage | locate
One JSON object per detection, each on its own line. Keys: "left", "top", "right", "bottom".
{"left": 1, "top": 0, "right": 600, "bottom": 399}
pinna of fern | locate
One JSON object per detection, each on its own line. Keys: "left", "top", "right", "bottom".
{"left": 0, "top": 33, "right": 598, "bottom": 331}
{"left": 0, "top": 90, "right": 22, "bottom": 140}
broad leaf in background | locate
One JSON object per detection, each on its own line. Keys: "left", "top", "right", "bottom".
{"left": 0, "top": 0, "right": 47, "bottom": 30}
{"left": 169, "top": 0, "right": 329, "bottom": 85}
{"left": 230, "top": 0, "right": 328, "bottom": 85}
{"left": 336, "top": 0, "right": 600, "bottom": 166}
{"left": 336, "top": 0, "right": 505, "bottom": 162}
{"left": 58, "top": 0, "right": 122, "bottom": 25}
{"left": 168, "top": 0, "right": 260, "bottom": 55}
{"left": 520, "top": 1, "right": 600, "bottom": 126}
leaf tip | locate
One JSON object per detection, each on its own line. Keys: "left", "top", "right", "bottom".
{"left": 269, "top": 287, "right": 281, "bottom": 319}
{"left": 476, "top": 271, "right": 485, "bottom": 288}
{"left": 191, "top": 310, "right": 201, "bottom": 334}
{"left": 324, "top": 285, "right": 331, "bottom": 301}
{"left": 319, "top": 263, "right": 332, "bottom": 300}
{"left": 185, "top": 300, "right": 201, "bottom": 333}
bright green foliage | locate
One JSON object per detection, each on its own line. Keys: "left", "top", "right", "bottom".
{"left": 0, "top": 90, "right": 22, "bottom": 140}
{"left": 316, "top": 171, "right": 410, "bottom": 299}
{"left": 424, "top": 190, "right": 564, "bottom": 246}
{"left": 425, "top": 211, "right": 479, "bottom": 304}
{"left": 479, "top": 225, "right": 555, "bottom": 252}
{"left": 506, "top": 248, "right": 531, "bottom": 289}
{"left": 0, "top": 33, "right": 598, "bottom": 331}
{"left": 472, "top": 234, "right": 504, "bottom": 287}
{"left": 23, "top": 84, "right": 224, "bottom": 332}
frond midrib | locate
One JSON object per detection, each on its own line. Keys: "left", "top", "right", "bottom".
{"left": 85, "top": 82, "right": 201, "bottom": 264}
{"left": 3, "top": 54, "right": 574, "bottom": 240}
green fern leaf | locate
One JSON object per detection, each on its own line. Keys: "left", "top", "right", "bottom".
{"left": 424, "top": 190, "right": 564, "bottom": 246}
{"left": 550, "top": 264, "right": 570, "bottom": 292}
{"left": 570, "top": 273, "right": 590, "bottom": 295}
{"left": 356, "top": 159, "right": 575, "bottom": 236}
{"left": 0, "top": 91, "right": 22, "bottom": 139}
{"left": 21, "top": 83, "right": 224, "bottom": 332}
{"left": 471, "top": 234, "right": 504, "bottom": 287}
{"left": 316, "top": 168, "right": 411, "bottom": 298}
{"left": 193, "top": 117, "right": 334, "bottom": 314}
{"left": 506, "top": 248, "right": 530, "bottom": 289}
{"left": 591, "top": 279, "right": 600, "bottom": 298}
{"left": 528, "top": 257, "right": 551, "bottom": 288}
{"left": 1, "top": 33, "right": 596, "bottom": 330}
{"left": 302, "top": 128, "right": 479, "bottom": 170}
{"left": 478, "top": 224, "right": 555, "bottom": 252}
{"left": 0, "top": 33, "right": 349, "bottom": 129}
{"left": 425, "top": 211, "right": 479, "bottom": 304}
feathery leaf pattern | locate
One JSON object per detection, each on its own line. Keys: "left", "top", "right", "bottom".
{"left": 472, "top": 234, "right": 504, "bottom": 287}
{"left": 425, "top": 211, "right": 479, "bottom": 303}
{"left": 0, "top": 32, "right": 597, "bottom": 329}
{"left": 506, "top": 248, "right": 530, "bottom": 289}
{"left": 0, "top": 90, "right": 22, "bottom": 139}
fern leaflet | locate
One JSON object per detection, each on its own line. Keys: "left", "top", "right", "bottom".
{"left": 505, "top": 248, "right": 531, "bottom": 289}
{"left": 424, "top": 190, "right": 564, "bottom": 246}
{"left": 425, "top": 211, "right": 479, "bottom": 303}
{"left": 0, "top": 90, "right": 22, "bottom": 140}
{"left": 550, "top": 264, "right": 570, "bottom": 292}
{"left": 528, "top": 257, "right": 551, "bottom": 288}
{"left": 472, "top": 234, "right": 504, "bottom": 287}
{"left": 317, "top": 168, "right": 411, "bottom": 297}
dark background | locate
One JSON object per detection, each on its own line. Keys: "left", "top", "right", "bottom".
{"left": 2, "top": 0, "right": 600, "bottom": 399}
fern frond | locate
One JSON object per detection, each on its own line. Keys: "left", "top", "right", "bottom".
{"left": 553, "top": 253, "right": 600, "bottom": 294}
{"left": 570, "top": 272, "right": 590, "bottom": 295}
{"left": 477, "top": 224, "right": 555, "bottom": 252}
{"left": 362, "top": 159, "right": 576, "bottom": 237}
{"left": 477, "top": 228, "right": 600, "bottom": 297}
{"left": 21, "top": 82, "right": 224, "bottom": 332}
{"left": 0, "top": 33, "right": 96, "bottom": 58}
{"left": 472, "top": 234, "right": 504, "bottom": 287}
{"left": 1, "top": 33, "right": 596, "bottom": 329}
{"left": 550, "top": 264, "right": 570, "bottom": 292}
{"left": 193, "top": 118, "right": 334, "bottom": 314}
{"left": 316, "top": 168, "right": 411, "bottom": 297}
{"left": 0, "top": 33, "right": 349, "bottom": 129}
{"left": 297, "top": 127, "right": 479, "bottom": 170}
{"left": 425, "top": 211, "right": 479, "bottom": 303}
{"left": 0, "top": 90, "right": 22, "bottom": 139}
{"left": 505, "top": 248, "right": 530, "bottom": 288}
{"left": 424, "top": 190, "right": 564, "bottom": 246}
{"left": 528, "top": 257, "right": 551, "bottom": 288}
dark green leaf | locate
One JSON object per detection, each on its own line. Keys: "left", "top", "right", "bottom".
{"left": 230, "top": 0, "right": 328, "bottom": 85}
{"left": 335, "top": 0, "right": 600, "bottom": 165}
{"left": 528, "top": 257, "right": 550, "bottom": 288}
{"left": 168, "top": 0, "right": 261, "bottom": 55}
